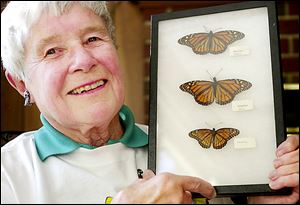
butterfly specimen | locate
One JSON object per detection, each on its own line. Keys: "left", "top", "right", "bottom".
{"left": 178, "top": 30, "right": 245, "bottom": 55}
{"left": 179, "top": 77, "right": 252, "bottom": 106}
{"left": 189, "top": 127, "right": 240, "bottom": 149}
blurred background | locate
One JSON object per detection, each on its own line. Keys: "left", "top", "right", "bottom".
{"left": 1, "top": 1, "right": 299, "bottom": 145}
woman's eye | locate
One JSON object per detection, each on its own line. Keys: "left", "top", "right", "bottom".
{"left": 87, "top": 37, "right": 100, "bottom": 43}
{"left": 44, "top": 48, "right": 64, "bottom": 59}
{"left": 45, "top": 48, "right": 56, "bottom": 56}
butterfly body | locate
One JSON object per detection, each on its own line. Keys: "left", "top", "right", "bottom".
{"left": 179, "top": 77, "right": 252, "bottom": 106}
{"left": 189, "top": 127, "right": 240, "bottom": 149}
{"left": 178, "top": 30, "right": 245, "bottom": 55}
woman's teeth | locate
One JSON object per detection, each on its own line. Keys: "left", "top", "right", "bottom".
{"left": 70, "top": 80, "right": 105, "bottom": 94}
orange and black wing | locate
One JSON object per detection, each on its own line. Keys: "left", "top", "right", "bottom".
{"left": 215, "top": 79, "right": 252, "bottom": 105}
{"left": 213, "top": 128, "right": 240, "bottom": 149}
{"left": 180, "top": 81, "right": 215, "bottom": 106}
{"left": 178, "top": 30, "right": 244, "bottom": 55}
{"left": 189, "top": 129, "right": 214, "bottom": 148}
{"left": 178, "top": 33, "right": 211, "bottom": 55}
{"left": 209, "top": 30, "right": 245, "bottom": 54}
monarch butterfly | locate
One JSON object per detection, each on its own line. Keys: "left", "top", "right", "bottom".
{"left": 179, "top": 77, "right": 252, "bottom": 106}
{"left": 178, "top": 30, "right": 245, "bottom": 55}
{"left": 189, "top": 127, "right": 240, "bottom": 149}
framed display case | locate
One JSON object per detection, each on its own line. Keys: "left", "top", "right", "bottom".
{"left": 148, "top": 1, "right": 290, "bottom": 197}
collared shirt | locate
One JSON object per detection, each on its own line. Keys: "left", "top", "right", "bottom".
{"left": 34, "top": 104, "right": 148, "bottom": 161}
{"left": 1, "top": 105, "right": 149, "bottom": 203}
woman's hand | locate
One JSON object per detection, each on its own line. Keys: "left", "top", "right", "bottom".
{"left": 248, "top": 135, "right": 299, "bottom": 204}
{"left": 111, "top": 170, "right": 216, "bottom": 204}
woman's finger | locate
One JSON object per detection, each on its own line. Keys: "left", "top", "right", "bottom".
{"left": 179, "top": 175, "right": 216, "bottom": 199}
{"left": 269, "top": 173, "right": 299, "bottom": 190}
{"left": 276, "top": 135, "right": 299, "bottom": 157}
{"left": 273, "top": 149, "right": 299, "bottom": 168}
{"left": 269, "top": 163, "right": 299, "bottom": 180}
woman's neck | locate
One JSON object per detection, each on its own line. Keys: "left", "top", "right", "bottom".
{"left": 48, "top": 114, "right": 124, "bottom": 147}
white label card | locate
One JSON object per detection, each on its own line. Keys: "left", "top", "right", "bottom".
{"left": 234, "top": 138, "right": 256, "bottom": 149}
{"left": 229, "top": 46, "right": 250, "bottom": 56}
{"left": 232, "top": 99, "right": 254, "bottom": 111}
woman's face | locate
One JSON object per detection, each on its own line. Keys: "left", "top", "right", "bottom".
{"left": 24, "top": 4, "right": 125, "bottom": 130}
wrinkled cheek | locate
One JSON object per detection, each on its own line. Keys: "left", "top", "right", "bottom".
{"left": 99, "top": 47, "right": 123, "bottom": 77}
{"left": 45, "top": 69, "right": 67, "bottom": 93}
{"left": 33, "top": 70, "right": 66, "bottom": 106}
{"left": 99, "top": 49, "right": 125, "bottom": 97}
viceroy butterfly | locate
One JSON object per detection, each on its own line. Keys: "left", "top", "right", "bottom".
{"left": 189, "top": 127, "right": 240, "bottom": 149}
{"left": 178, "top": 30, "right": 245, "bottom": 55}
{"left": 179, "top": 77, "right": 252, "bottom": 106}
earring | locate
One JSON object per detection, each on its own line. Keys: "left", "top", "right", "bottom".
{"left": 24, "top": 90, "right": 32, "bottom": 106}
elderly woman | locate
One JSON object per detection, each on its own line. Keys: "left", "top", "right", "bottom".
{"left": 1, "top": 1, "right": 299, "bottom": 204}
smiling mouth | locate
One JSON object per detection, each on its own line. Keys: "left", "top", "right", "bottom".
{"left": 68, "top": 79, "right": 108, "bottom": 95}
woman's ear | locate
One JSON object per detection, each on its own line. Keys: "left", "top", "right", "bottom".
{"left": 5, "top": 70, "right": 27, "bottom": 96}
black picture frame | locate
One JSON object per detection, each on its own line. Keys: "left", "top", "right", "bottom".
{"left": 148, "top": 1, "right": 290, "bottom": 197}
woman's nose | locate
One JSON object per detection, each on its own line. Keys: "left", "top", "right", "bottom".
{"left": 68, "top": 46, "right": 97, "bottom": 73}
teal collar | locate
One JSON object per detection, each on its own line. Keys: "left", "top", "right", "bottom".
{"left": 34, "top": 105, "right": 148, "bottom": 161}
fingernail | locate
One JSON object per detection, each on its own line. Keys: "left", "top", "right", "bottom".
{"left": 276, "top": 149, "right": 284, "bottom": 157}
{"left": 211, "top": 190, "right": 217, "bottom": 199}
{"left": 269, "top": 170, "right": 277, "bottom": 180}
{"left": 273, "top": 159, "right": 281, "bottom": 168}
{"left": 269, "top": 180, "right": 277, "bottom": 189}
{"left": 213, "top": 191, "right": 217, "bottom": 198}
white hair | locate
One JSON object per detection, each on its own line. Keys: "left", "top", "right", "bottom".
{"left": 1, "top": 1, "right": 115, "bottom": 81}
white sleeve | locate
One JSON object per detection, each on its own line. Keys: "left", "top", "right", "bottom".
{"left": 1, "top": 168, "right": 19, "bottom": 204}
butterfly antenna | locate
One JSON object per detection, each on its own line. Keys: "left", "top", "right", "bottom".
{"left": 205, "top": 122, "right": 213, "bottom": 129}
{"left": 213, "top": 27, "right": 223, "bottom": 32}
{"left": 206, "top": 70, "right": 213, "bottom": 80}
{"left": 203, "top": 25, "right": 209, "bottom": 32}
{"left": 215, "top": 68, "right": 223, "bottom": 78}
{"left": 214, "top": 122, "right": 223, "bottom": 128}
